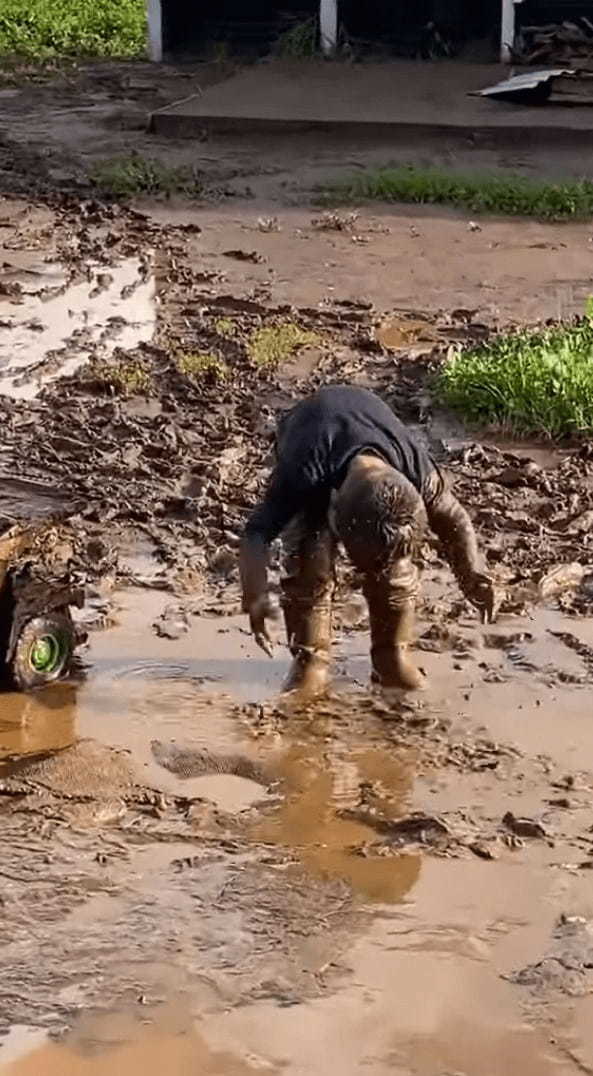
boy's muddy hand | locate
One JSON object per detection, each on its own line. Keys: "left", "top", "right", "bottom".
{"left": 246, "top": 595, "right": 277, "bottom": 657}
{"left": 467, "top": 572, "right": 500, "bottom": 624}
{"left": 254, "top": 627, "right": 274, "bottom": 658}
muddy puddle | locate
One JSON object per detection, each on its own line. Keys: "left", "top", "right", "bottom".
{"left": 1, "top": 579, "right": 593, "bottom": 1072}
{"left": 1, "top": 1006, "right": 260, "bottom": 1076}
{"left": 0, "top": 256, "right": 155, "bottom": 398}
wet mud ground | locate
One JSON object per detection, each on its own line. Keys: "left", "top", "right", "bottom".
{"left": 3, "top": 61, "right": 593, "bottom": 1076}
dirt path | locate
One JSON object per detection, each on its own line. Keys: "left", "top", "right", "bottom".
{"left": 2, "top": 60, "right": 593, "bottom": 1076}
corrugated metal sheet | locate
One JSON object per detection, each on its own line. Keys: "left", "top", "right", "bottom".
{"left": 477, "top": 68, "right": 573, "bottom": 95}
{"left": 475, "top": 68, "right": 574, "bottom": 101}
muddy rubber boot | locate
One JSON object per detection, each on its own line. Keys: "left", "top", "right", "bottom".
{"left": 282, "top": 597, "right": 332, "bottom": 699}
{"left": 364, "top": 560, "right": 423, "bottom": 691}
{"left": 280, "top": 511, "right": 337, "bottom": 701}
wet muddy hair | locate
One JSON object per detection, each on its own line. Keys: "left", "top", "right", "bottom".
{"left": 334, "top": 462, "right": 427, "bottom": 570}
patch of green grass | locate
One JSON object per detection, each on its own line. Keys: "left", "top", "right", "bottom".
{"left": 321, "top": 166, "right": 593, "bottom": 221}
{"left": 247, "top": 323, "right": 320, "bottom": 368}
{"left": 214, "top": 318, "right": 237, "bottom": 339}
{"left": 92, "top": 357, "right": 154, "bottom": 396}
{"left": 0, "top": 0, "right": 145, "bottom": 61}
{"left": 275, "top": 17, "right": 318, "bottom": 58}
{"left": 176, "top": 352, "right": 228, "bottom": 382}
{"left": 437, "top": 316, "right": 593, "bottom": 437}
{"left": 90, "top": 155, "right": 204, "bottom": 199}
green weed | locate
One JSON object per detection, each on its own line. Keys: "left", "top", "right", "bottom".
{"left": 92, "top": 357, "right": 154, "bottom": 396}
{"left": 321, "top": 166, "right": 593, "bottom": 221}
{"left": 275, "top": 17, "right": 318, "bottom": 58}
{"left": 214, "top": 318, "right": 237, "bottom": 339}
{"left": 90, "top": 155, "right": 204, "bottom": 199}
{"left": 0, "top": 0, "right": 145, "bottom": 61}
{"left": 437, "top": 316, "right": 593, "bottom": 438}
{"left": 176, "top": 352, "right": 228, "bottom": 382}
{"left": 247, "top": 323, "right": 320, "bottom": 368}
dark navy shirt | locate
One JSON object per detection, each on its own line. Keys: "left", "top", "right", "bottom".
{"left": 244, "top": 384, "right": 440, "bottom": 544}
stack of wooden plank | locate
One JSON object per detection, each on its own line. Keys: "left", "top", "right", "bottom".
{"left": 514, "top": 17, "right": 593, "bottom": 66}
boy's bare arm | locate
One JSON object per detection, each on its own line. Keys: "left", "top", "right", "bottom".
{"left": 239, "top": 470, "right": 302, "bottom": 654}
{"left": 239, "top": 532, "right": 275, "bottom": 655}
{"left": 424, "top": 477, "right": 499, "bottom": 623}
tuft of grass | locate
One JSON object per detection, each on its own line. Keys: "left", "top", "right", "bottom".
{"left": 92, "top": 357, "right": 154, "bottom": 396}
{"left": 321, "top": 166, "right": 593, "bottom": 221}
{"left": 247, "top": 322, "right": 320, "bottom": 368}
{"left": 176, "top": 352, "right": 228, "bottom": 382}
{"left": 90, "top": 155, "right": 203, "bottom": 200}
{"left": 437, "top": 315, "right": 593, "bottom": 438}
{"left": 214, "top": 318, "right": 237, "bottom": 339}
{"left": 275, "top": 17, "right": 318, "bottom": 58}
{"left": 0, "top": 0, "right": 145, "bottom": 61}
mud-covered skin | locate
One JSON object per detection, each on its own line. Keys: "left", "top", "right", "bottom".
{"left": 424, "top": 471, "right": 500, "bottom": 624}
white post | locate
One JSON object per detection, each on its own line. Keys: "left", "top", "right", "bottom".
{"left": 500, "top": 0, "right": 515, "bottom": 63}
{"left": 320, "top": 0, "right": 338, "bottom": 56}
{"left": 147, "top": 0, "right": 163, "bottom": 62}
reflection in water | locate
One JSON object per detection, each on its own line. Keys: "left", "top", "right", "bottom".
{"left": 0, "top": 682, "right": 78, "bottom": 762}
{"left": 254, "top": 739, "right": 421, "bottom": 904}
{"left": 0, "top": 582, "right": 423, "bottom": 903}
{"left": 2, "top": 1005, "right": 260, "bottom": 1076}
{"left": 0, "top": 589, "right": 422, "bottom": 905}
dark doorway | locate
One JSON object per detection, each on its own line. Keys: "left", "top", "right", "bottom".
{"left": 340, "top": 0, "right": 501, "bottom": 58}
{"left": 162, "top": 0, "right": 319, "bottom": 58}
{"left": 162, "top": 0, "right": 501, "bottom": 61}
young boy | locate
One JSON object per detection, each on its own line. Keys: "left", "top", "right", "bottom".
{"left": 240, "top": 384, "right": 496, "bottom": 696}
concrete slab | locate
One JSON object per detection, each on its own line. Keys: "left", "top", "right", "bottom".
{"left": 150, "top": 60, "right": 593, "bottom": 144}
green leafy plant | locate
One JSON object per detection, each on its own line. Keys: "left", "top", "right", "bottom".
{"left": 0, "top": 0, "right": 145, "bottom": 60}
{"left": 437, "top": 319, "right": 593, "bottom": 437}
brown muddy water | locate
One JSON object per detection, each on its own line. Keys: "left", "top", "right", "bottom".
{"left": 1, "top": 583, "right": 593, "bottom": 1074}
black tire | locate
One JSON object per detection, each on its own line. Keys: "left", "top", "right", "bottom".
{"left": 10, "top": 613, "right": 75, "bottom": 691}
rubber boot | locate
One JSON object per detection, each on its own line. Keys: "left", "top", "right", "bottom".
{"left": 364, "top": 558, "right": 423, "bottom": 690}
{"left": 282, "top": 595, "right": 332, "bottom": 699}
{"left": 280, "top": 513, "right": 336, "bottom": 700}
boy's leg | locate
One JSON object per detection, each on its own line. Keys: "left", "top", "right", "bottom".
{"left": 280, "top": 512, "right": 337, "bottom": 697}
{"left": 334, "top": 455, "right": 426, "bottom": 689}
